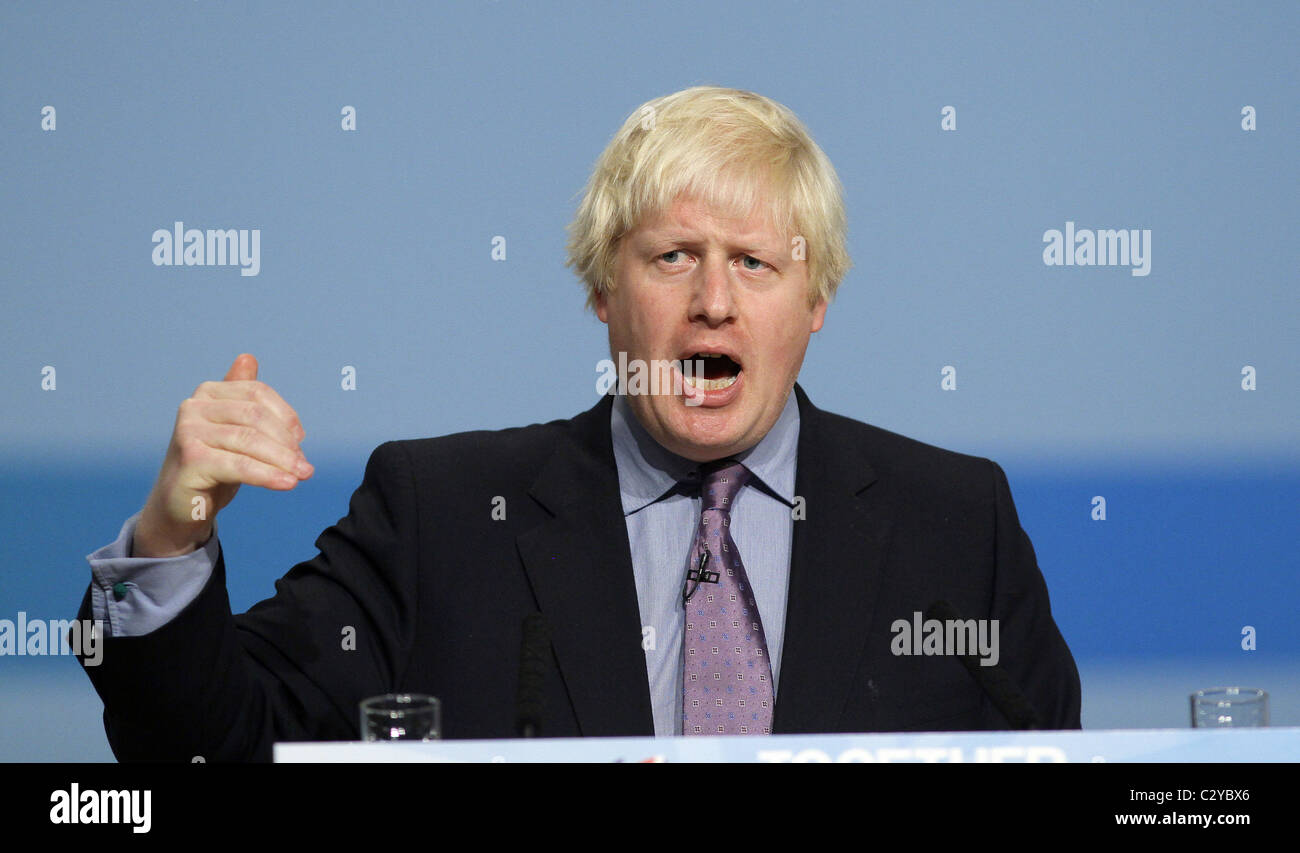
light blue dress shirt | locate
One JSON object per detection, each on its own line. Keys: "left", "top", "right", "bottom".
{"left": 85, "top": 391, "right": 801, "bottom": 737}
{"left": 85, "top": 513, "right": 220, "bottom": 638}
{"left": 609, "top": 391, "right": 799, "bottom": 736}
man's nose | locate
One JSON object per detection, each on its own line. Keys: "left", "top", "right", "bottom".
{"left": 689, "top": 254, "right": 737, "bottom": 325}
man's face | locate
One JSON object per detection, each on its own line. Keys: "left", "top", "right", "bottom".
{"left": 596, "top": 193, "right": 827, "bottom": 462}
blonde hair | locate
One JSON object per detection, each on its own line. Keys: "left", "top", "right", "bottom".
{"left": 565, "top": 86, "right": 851, "bottom": 312}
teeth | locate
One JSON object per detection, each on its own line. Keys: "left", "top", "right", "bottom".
{"left": 684, "top": 373, "right": 738, "bottom": 391}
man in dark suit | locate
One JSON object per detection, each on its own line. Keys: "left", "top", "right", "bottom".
{"left": 78, "top": 86, "right": 1079, "bottom": 760}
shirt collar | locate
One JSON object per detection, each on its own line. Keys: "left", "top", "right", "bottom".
{"left": 610, "top": 390, "right": 800, "bottom": 516}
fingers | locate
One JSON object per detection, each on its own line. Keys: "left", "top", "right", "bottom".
{"left": 170, "top": 355, "right": 312, "bottom": 493}
{"left": 193, "top": 376, "right": 306, "bottom": 442}
{"left": 223, "top": 353, "right": 258, "bottom": 383}
{"left": 183, "top": 396, "right": 303, "bottom": 452}
{"left": 184, "top": 395, "right": 310, "bottom": 475}
{"left": 175, "top": 406, "right": 313, "bottom": 487}
{"left": 183, "top": 440, "right": 310, "bottom": 491}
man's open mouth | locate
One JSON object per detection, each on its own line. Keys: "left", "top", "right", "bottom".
{"left": 678, "top": 352, "right": 743, "bottom": 391}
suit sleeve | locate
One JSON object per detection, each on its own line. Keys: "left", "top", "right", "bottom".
{"left": 986, "top": 459, "right": 1082, "bottom": 729}
{"left": 76, "top": 440, "right": 422, "bottom": 762}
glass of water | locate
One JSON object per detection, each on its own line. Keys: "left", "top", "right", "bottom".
{"left": 360, "top": 693, "right": 442, "bottom": 741}
{"left": 1190, "top": 687, "right": 1268, "bottom": 728}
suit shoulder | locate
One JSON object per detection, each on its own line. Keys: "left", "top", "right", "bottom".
{"left": 814, "top": 407, "right": 999, "bottom": 498}
{"left": 370, "top": 411, "right": 580, "bottom": 482}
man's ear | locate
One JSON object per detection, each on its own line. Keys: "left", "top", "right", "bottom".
{"left": 810, "top": 296, "right": 828, "bottom": 333}
{"left": 594, "top": 288, "right": 610, "bottom": 323}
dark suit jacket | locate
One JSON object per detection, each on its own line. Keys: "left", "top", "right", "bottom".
{"left": 80, "top": 384, "right": 1080, "bottom": 761}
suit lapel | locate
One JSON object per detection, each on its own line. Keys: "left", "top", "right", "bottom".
{"left": 774, "top": 384, "right": 893, "bottom": 733}
{"left": 515, "top": 394, "right": 656, "bottom": 737}
{"left": 514, "top": 385, "right": 892, "bottom": 737}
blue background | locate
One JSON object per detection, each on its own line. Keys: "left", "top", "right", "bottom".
{"left": 1, "top": 0, "right": 1296, "bottom": 760}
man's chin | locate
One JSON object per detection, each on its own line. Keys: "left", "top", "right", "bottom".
{"left": 658, "top": 409, "right": 755, "bottom": 462}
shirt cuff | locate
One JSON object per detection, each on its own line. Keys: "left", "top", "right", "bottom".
{"left": 85, "top": 510, "right": 220, "bottom": 638}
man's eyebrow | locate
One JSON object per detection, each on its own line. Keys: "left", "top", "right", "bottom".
{"left": 641, "top": 231, "right": 782, "bottom": 253}
{"left": 639, "top": 230, "right": 700, "bottom": 244}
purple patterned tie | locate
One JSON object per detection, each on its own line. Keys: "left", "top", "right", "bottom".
{"left": 682, "top": 460, "right": 773, "bottom": 735}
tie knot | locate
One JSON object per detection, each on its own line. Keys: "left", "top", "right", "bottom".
{"left": 699, "top": 460, "right": 750, "bottom": 512}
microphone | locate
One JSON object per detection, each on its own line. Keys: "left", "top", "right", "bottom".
{"left": 515, "top": 612, "right": 552, "bottom": 738}
{"left": 923, "top": 599, "right": 1043, "bottom": 730}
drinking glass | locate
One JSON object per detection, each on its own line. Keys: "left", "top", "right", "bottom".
{"left": 360, "top": 693, "right": 442, "bottom": 741}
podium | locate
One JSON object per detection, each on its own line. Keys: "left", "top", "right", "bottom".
{"left": 275, "top": 727, "right": 1300, "bottom": 762}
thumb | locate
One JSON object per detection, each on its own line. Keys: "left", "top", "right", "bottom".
{"left": 224, "top": 353, "right": 259, "bottom": 382}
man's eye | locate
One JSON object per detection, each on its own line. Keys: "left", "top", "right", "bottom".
{"left": 660, "top": 250, "right": 685, "bottom": 264}
{"left": 742, "top": 255, "right": 767, "bottom": 271}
